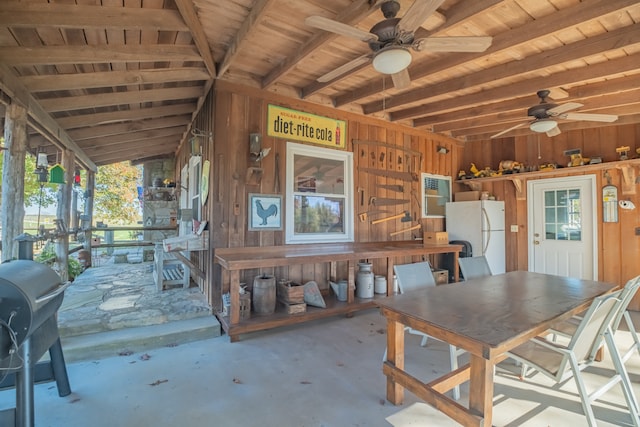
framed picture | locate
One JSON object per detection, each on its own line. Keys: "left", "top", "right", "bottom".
{"left": 248, "top": 193, "right": 283, "bottom": 231}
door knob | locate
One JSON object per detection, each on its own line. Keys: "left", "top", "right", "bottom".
{"left": 533, "top": 240, "right": 540, "bottom": 245}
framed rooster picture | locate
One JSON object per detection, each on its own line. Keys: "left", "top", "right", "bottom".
{"left": 248, "top": 193, "right": 283, "bottom": 231}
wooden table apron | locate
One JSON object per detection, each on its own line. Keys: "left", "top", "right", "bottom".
{"left": 377, "top": 271, "right": 617, "bottom": 427}
{"left": 214, "top": 241, "right": 463, "bottom": 327}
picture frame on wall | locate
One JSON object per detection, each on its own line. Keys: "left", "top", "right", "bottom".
{"left": 248, "top": 193, "right": 283, "bottom": 231}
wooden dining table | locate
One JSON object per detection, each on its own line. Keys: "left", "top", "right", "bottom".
{"left": 377, "top": 271, "right": 617, "bottom": 427}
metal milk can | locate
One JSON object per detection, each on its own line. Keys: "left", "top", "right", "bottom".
{"left": 356, "top": 262, "right": 374, "bottom": 299}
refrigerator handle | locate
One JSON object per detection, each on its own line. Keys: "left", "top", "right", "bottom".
{"left": 482, "top": 207, "right": 491, "bottom": 254}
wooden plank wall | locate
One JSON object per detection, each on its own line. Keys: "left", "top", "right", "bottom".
{"left": 179, "top": 81, "right": 463, "bottom": 310}
{"left": 461, "top": 124, "right": 640, "bottom": 309}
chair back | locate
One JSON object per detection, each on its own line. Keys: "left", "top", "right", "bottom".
{"left": 569, "top": 291, "right": 623, "bottom": 364}
{"left": 458, "top": 256, "right": 492, "bottom": 281}
{"left": 610, "top": 275, "right": 640, "bottom": 332}
{"left": 393, "top": 261, "right": 435, "bottom": 294}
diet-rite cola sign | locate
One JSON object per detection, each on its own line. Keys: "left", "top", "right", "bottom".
{"left": 267, "top": 104, "right": 346, "bottom": 149}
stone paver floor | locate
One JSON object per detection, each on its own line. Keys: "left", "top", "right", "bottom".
{"left": 58, "top": 258, "right": 212, "bottom": 338}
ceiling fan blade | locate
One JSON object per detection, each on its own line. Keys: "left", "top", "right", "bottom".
{"left": 548, "top": 102, "right": 583, "bottom": 115}
{"left": 546, "top": 125, "right": 561, "bottom": 137}
{"left": 305, "top": 16, "right": 377, "bottom": 42}
{"left": 413, "top": 36, "right": 493, "bottom": 52}
{"left": 562, "top": 112, "right": 619, "bottom": 122}
{"left": 391, "top": 68, "right": 411, "bottom": 89}
{"left": 548, "top": 88, "right": 569, "bottom": 99}
{"left": 490, "top": 122, "right": 528, "bottom": 139}
{"left": 397, "top": 0, "right": 445, "bottom": 34}
{"left": 317, "top": 55, "right": 371, "bottom": 82}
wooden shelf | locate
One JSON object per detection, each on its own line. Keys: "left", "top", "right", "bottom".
{"left": 456, "top": 158, "right": 640, "bottom": 198}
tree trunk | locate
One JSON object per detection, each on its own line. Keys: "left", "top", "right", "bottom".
{"left": 1, "top": 103, "right": 27, "bottom": 262}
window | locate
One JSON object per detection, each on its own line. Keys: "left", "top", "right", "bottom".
{"left": 544, "top": 189, "right": 582, "bottom": 241}
{"left": 285, "top": 142, "right": 353, "bottom": 244}
{"left": 421, "top": 173, "right": 451, "bottom": 218}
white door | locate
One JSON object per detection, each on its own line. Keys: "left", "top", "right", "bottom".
{"left": 528, "top": 175, "right": 597, "bottom": 279}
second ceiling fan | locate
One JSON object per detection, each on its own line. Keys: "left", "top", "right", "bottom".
{"left": 305, "top": 0, "right": 492, "bottom": 89}
{"left": 491, "top": 90, "right": 619, "bottom": 138}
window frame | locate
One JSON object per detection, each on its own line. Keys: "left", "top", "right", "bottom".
{"left": 420, "top": 172, "right": 452, "bottom": 218}
{"left": 285, "top": 141, "right": 354, "bottom": 244}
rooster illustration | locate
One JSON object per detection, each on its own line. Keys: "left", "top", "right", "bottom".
{"left": 256, "top": 200, "right": 278, "bottom": 225}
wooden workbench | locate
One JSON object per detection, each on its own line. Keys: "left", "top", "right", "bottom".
{"left": 214, "top": 241, "right": 463, "bottom": 341}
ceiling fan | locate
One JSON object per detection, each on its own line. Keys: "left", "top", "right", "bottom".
{"left": 305, "top": 0, "right": 492, "bottom": 89}
{"left": 491, "top": 90, "right": 619, "bottom": 138}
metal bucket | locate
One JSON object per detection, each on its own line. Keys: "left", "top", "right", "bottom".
{"left": 252, "top": 275, "right": 276, "bottom": 315}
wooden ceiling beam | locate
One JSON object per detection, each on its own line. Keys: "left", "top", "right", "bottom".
{"left": 76, "top": 127, "right": 185, "bottom": 150}
{"left": 391, "top": 53, "right": 640, "bottom": 122}
{"left": 66, "top": 115, "right": 192, "bottom": 141}
{"left": 91, "top": 143, "right": 178, "bottom": 165}
{"left": 363, "top": 23, "right": 640, "bottom": 114}
{"left": 217, "top": 0, "right": 276, "bottom": 79}
{"left": 39, "top": 86, "right": 203, "bottom": 113}
{"left": 334, "top": 0, "right": 638, "bottom": 107}
{"left": 0, "top": 45, "right": 202, "bottom": 65}
{"left": 174, "top": 0, "right": 217, "bottom": 78}
{"left": 0, "top": 3, "right": 188, "bottom": 31}
{"left": 56, "top": 103, "right": 196, "bottom": 129}
{"left": 20, "top": 68, "right": 210, "bottom": 92}
{"left": 262, "top": 0, "right": 380, "bottom": 90}
{"left": 0, "top": 64, "right": 96, "bottom": 171}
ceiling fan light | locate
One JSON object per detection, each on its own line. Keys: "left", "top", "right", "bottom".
{"left": 530, "top": 119, "right": 557, "bottom": 133}
{"left": 372, "top": 47, "right": 412, "bottom": 75}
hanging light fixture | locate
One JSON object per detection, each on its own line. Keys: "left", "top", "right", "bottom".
{"left": 372, "top": 46, "right": 412, "bottom": 75}
{"left": 530, "top": 119, "right": 557, "bottom": 133}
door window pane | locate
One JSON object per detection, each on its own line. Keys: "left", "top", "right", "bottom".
{"left": 543, "top": 189, "right": 581, "bottom": 241}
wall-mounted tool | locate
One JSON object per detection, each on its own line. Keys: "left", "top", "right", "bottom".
{"left": 370, "top": 196, "right": 410, "bottom": 206}
{"left": 389, "top": 224, "right": 421, "bottom": 236}
{"left": 358, "top": 209, "right": 391, "bottom": 222}
{"left": 376, "top": 183, "right": 404, "bottom": 192}
{"left": 371, "top": 211, "right": 411, "bottom": 225}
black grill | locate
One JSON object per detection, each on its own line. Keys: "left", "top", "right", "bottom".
{"left": 0, "top": 260, "right": 71, "bottom": 427}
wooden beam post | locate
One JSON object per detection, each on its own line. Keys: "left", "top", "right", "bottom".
{"left": 1, "top": 103, "right": 27, "bottom": 262}
{"left": 82, "top": 171, "right": 95, "bottom": 267}
{"left": 54, "top": 149, "right": 74, "bottom": 281}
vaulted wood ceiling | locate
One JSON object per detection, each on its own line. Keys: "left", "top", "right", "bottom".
{"left": 0, "top": 0, "right": 638, "bottom": 171}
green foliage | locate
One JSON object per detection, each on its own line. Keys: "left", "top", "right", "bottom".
{"left": 35, "top": 242, "right": 83, "bottom": 281}
{"left": 0, "top": 151, "right": 58, "bottom": 210}
{"left": 94, "top": 162, "right": 142, "bottom": 224}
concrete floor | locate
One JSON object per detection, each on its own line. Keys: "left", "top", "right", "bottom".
{"left": 1, "top": 309, "right": 638, "bottom": 427}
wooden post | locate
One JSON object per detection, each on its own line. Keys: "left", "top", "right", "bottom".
{"left": 54, "top": 149, "right": 74, "bottom": 281}
{"left": 1, "top": 103, "right": 27, "bottom": 262}
{"left": 82, "top": 170, "right": 95, "bottom": 267}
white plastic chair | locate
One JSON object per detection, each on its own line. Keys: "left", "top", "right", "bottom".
{"left": 549, "top": 275, "right": 640, "bottom": 364}
{"left": 507, "top": 291, "right": 640, "bottom": 427}
{"left": 383, "top": 261, "right": 463, "bottom": 400}
{"left": 458, "top": 256, "right": 492, "bottom": 281}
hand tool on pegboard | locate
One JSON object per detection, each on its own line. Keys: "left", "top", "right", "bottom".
{"left": 358, "top": 209, "right": 391, "bottom": 222}
{"left": 370, "top": 196, "right": 410, "bottom": 206}
{"left": 376, "top": 183, "right": 404, "bottom": 192}
{"left": 389, "top": 224, "right": 421, "bottom": 236}
{"left": 371, "top": 211, "right": 411, "bottom": 225}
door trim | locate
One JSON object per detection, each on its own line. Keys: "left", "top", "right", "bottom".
{"left": 527, "top": 175, "right": 598, "bottom": 279}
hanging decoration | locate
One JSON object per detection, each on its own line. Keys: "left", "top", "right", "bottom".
{"left": 49, "top": 164, "right": 66, "bottom": 184}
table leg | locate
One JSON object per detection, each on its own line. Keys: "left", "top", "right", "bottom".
{"left": 386, "top": 259, "right": 394, "bottom": 295}
{"left": 230, "top": 270, "right": 240, "bottom": 325}
{"left": 468, "top": 354, "right": 493, "bottom": 425}
{"left": 453, "top": 251, "right": 460, "bottom": 282}
{"left": 386, "top": 318, "right": 405, "bottom": 405}
{"left": 347, "top": 260, "right": 355, "bottom": 303}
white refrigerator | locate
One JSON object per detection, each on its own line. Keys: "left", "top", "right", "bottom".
{"left": 445, "top": 200, "right": 506, "bottom": 274}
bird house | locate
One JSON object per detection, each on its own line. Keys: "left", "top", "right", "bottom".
{"left": 49, "top": 164, "right": 66, "bottom": 184}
